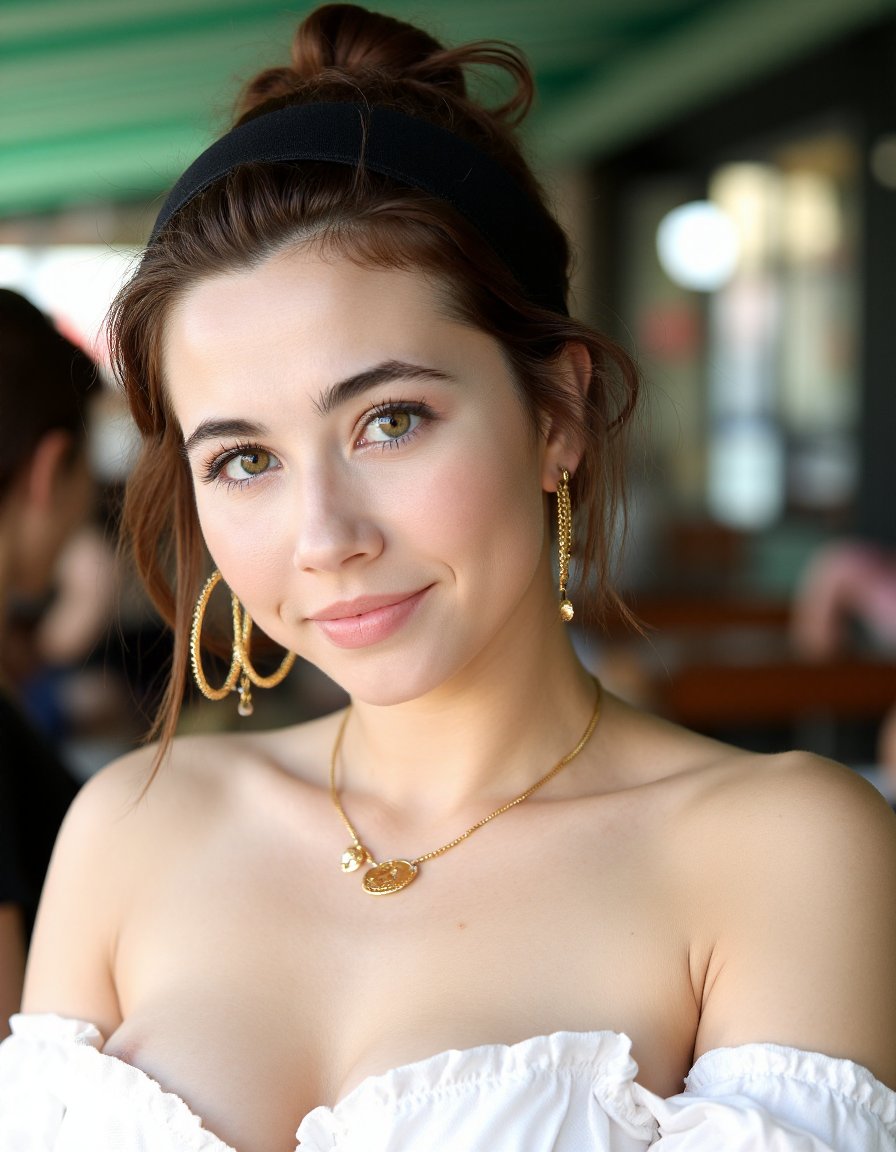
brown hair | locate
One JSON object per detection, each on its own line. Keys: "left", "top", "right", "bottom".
{"left": 0, "top": 288, "right": 96, "bottom": 498}
{"left": 108, "top": 3, "right": 639, "bottom": 763}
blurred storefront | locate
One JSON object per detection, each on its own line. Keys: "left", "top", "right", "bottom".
{"left": 574, "top": 13, "right": 896, "bottom": 762}
{"left": 585, "top": 16, "right": 896, "bottom": 585}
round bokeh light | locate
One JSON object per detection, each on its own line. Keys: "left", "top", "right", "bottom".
{"left": 656, "top": 200, "right": 739, "bottom": 291}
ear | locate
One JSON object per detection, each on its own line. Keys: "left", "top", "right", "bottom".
{"left": 540, "top": 341, "right": 591, "bottom": 493}
{"left": 22, "top": 429, "right": 74, "bottom": 511}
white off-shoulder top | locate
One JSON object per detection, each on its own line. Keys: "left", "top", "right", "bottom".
{"left": 1, "top": 1014, "right": 894, "bottom": 1151}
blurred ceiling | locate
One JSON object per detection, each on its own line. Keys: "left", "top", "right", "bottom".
{"left": 1, "top": 0, "right": 892, "bottom": 219}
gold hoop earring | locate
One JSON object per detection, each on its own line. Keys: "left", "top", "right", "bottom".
{"left": 190, "top": 570, "right": 295, "bottom": 717}
{"left": 235, "top": 615, "right": 297, "bottom": 694}
{"left": 557, "top": 469, "right": 574, "bottom": 622}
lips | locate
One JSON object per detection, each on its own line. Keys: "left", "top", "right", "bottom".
{"left": 309, "top": 586, "right": 432, "bottom": 649}
{"left": 309, "top": 589, "right": 425, "bottom": 621}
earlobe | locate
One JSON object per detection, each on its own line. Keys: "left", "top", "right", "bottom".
{"left": 541, "top": 342, "right": 591, "bottom": 492}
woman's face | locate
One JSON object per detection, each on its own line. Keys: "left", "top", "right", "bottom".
{"left": 164, "top": 249, "right": 567, "bottom": 704}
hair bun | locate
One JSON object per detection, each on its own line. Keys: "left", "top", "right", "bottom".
{"left": 293, "top": 4, "right": 462, "bottom": 88}
{"left": 237, "top": 3, "right": 532, "bottom": 126}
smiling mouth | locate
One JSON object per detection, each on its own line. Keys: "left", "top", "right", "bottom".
{"left": 310, "top": 586, "right": 432, "bottom": 648}
{"left": 309, "top": 588, "right": 427, "bottom": 621}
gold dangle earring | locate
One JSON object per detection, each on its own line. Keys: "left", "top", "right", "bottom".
{"left": 190, "top": 569, "right": 296, "bottom": 717}
{"left": 235, "top": 612, "right": 297, "bottom": 714}
{"left": 557, "top": 469, "right": 574, "bottom": 622}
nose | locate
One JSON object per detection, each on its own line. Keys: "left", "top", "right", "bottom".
{"left": 291, "top": 466, "right": 384, "bottom": 573}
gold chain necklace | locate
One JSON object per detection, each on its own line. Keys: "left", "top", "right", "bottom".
{"left": 330, "top": 679, "right": 602, "bottom": 895}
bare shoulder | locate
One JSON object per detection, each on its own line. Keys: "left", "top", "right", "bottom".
{"left": 49, "top": 704, "right": 343, "bottom": 858}
{"left": 680, "top": 742, "right": 896, "bottom": 866}
{"left": 599, "top": 699, "right": 896, "bottom": 1083}
{"left": 673, "top": 738, "right": 896, "bottom": 958}
{"left": 604, "top": 692, "right": 895, "bottom": 850}
{"left": 71, "top": 706, "right": 343, "bottom": 823}
{"left": 23, "top": 740, "right": 201, "bottom": 1025}
{"left": 678, "top": 746, "right": 896, "bottom": 1084}
{"left": 23, "top": 744, "right": 155, "bottom": 1028}
{"left": 38, "top": 732, "right": 247, "bottom": 857}
{"left": 23, "top": 712, "right": 343, "bottom": 1031}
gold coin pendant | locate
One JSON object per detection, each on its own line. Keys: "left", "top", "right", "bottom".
{"left": 362, "top": 859, "right": 419, "bottom": 895}
{"left": 340, "top": 844, "right": 368, "bottom": 873}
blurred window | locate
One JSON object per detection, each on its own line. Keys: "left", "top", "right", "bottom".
{"left": 707, "top": 135, "right": 860, "bottom": 529}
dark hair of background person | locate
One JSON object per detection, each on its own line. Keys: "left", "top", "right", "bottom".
{"left": 0, "top": 288, "right": 96, "bottom": 974}
{"left": 107, "top": 3, "right": 641, "bottom": 767}
{"left": 0, "top": 288, "right": 96, "bottom": 498}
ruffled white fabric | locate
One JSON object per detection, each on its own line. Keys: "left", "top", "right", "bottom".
{"left": 649, "top": 1044, "right": 896, "bottom": 1150}
{"left": 1, "top": 1014, "right": 894, "bottom": 1151}
{"left": 0, "top": 1016, "right": 235, "bottom": 1152}
{"left": 295, "top": 1030, "right": 655, "bottom": 1150}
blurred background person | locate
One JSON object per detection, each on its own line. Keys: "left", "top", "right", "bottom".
{"left": 793, "top": 538, "right": 896, "bottom": 784}
{"left": 0, "top": 288, "right": 96, "bottom": 1037}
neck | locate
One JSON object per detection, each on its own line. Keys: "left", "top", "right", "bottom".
{"left": 338, "top": 598, "right": 597, "bottom": 823}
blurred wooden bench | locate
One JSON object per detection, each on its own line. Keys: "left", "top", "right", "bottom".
{"left": 599, "top": 595, "right": 896, "bottom": 728}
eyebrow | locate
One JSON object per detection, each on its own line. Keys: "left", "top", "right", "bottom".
{"left": 182, "top": 360, "right": 453, "bottom": 455}
{"left": 182, "top": 418, "right": 268, "bottom": 457}
{"left": 313, "top": 359, "right": 454, "bottom": 416}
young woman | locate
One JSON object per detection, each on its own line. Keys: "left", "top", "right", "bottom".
{"left": 2, "top": 5, "right": 894, "bottom": 1150}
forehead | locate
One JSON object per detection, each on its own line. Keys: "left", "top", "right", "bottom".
{"left": 163, "top": 251, "right": 469, "bottom": 413}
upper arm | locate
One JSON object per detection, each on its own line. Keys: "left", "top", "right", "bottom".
{"left": 692, "top": 755, "right": 896, "bottom": 1088}
{"left": 22, "top": 753, "right": 151, "bottom": 1038}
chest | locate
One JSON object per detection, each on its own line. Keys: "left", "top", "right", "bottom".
{"left": 105, "top": 794, "right": 697, "bottom": 1152}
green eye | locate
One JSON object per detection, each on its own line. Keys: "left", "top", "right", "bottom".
{"left": 358, "top": 403, "right": 428, "bottom": 448}
{"left": 221, "top": 448, "right": 275, "bottom": 481}
{"left": 238, "top": 450, "right": 270, "bottom": 474}
{"left": 374, "top": 412, "right": 411, "bottom": 438}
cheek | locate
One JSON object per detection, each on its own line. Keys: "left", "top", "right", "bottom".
{"left": 194, "top": 489, "right": 291, "bottom": 601}
{"left": 404, "top": 438, "right": 545, "bottom": 577}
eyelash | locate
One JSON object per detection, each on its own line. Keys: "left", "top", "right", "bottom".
{"left": 200, "top": 399, "right": 435, "bottom": 489}
{"left": 200, "top": 441, "right": 272, "bottom": 489}
{"left": 356, "top": 398, "right": 434, "bottom": 450}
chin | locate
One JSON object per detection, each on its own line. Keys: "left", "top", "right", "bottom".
{"left": 342, "top": 681, "right": 429, "bottom": 708}
{"left": 311, "top": 644, "right": 467, "bottom": 709}
{"left": 329, "top": 666, "right": 450, "bottom": 709}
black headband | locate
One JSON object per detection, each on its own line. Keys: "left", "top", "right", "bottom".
{"left": 151, "top": 102, "right": 569, "bottom": 315}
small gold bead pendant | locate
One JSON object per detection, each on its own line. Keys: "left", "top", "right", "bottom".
{"left": 237, "top": 676, "right": 254, "bottom": 716}
{"left": 340, "top": 844, "right": 369, "bottom": 873}
{"left": 559, "top": 599, "right": 574, "bottom": 622}
{"left": 362, "top": 859, "right": 419, "bottom": 894}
